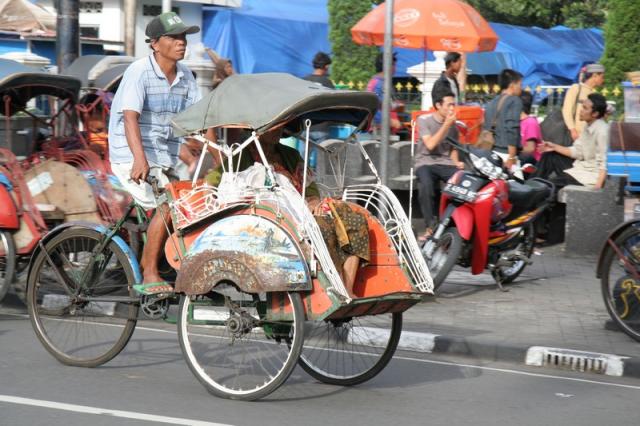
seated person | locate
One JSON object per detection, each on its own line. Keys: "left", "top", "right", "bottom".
{"left": 414, "top": 90, "right": 464, "bottom": 244}
{"left": 205, "top": 126, "right": 369, "bottom": 298}
{"left": 535, "top": 93, "right": 609, "bottom": 189}
{"left": 519, "top": 91, "right": 542, "bottom": 166}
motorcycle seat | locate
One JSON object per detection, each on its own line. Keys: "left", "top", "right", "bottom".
{"left": 506, "top": 180, "right": 552, "bottom": 220}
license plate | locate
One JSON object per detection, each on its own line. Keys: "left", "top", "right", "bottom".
{"left": 443, "top": 182, "right": 477, "bottom": 202}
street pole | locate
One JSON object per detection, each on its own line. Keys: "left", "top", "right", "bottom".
{"left": 55, "top": 0, "right": 79, "bottom": 73}
{"left": 380, "top": 0, "right": 394, "bottom": 185}
{"left": 124, "top": 0, "right": 136, "bottom": 56}
{"left": 162, "top": 0, "right": 172, "bottom": 13}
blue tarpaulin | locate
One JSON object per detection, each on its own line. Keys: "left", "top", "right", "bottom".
{"left": 202, "top": 0, "right": 604, "bottom": 88}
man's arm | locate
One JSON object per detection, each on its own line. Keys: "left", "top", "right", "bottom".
{"left": 123, "top": 110, "right": 148, "bottom": 183}
{"left": 421, "top": 111, "right": 456, "bottom": 151}
{"left": 562, "top": 84, "right": 579, "bottom": 140}
{"left": 504, "top": 98, "right": 522, "bottom": 168}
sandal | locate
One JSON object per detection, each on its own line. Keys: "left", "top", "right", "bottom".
{"left": 133, "top": 282, "right": 174, "bottom": 296}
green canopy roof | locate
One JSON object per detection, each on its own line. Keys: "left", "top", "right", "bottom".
{"left": 172, "top": 73, "right": 378, "bottom": 136}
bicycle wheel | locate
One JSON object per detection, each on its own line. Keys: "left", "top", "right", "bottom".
{"left": 178, "top": 288, "right": 304, "bottom": 401}
{"left": 27, "top": 227, "right": 139, "bottom": 367}
{"left": 0, "top": 230, "right": 16, "bottom": 302}
{"left": 601, "top": 226, "right": 640, "bottom": 342}
{"left": 299, "top": 312, "right": 402, "bottom": 386}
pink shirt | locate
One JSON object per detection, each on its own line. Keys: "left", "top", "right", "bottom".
{"left": 520, "top": 116, "right": 542, "bottom": 161}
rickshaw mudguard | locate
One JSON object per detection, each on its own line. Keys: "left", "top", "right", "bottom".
{"left": 174, "top": 214, "right": 311, "bottom": 295}
{"left": 27, "top": 221, "right": 142, "bottom": 285}
{"left": 596, "top": 220, "right": 640, "bottom": 278}
{"left": 0, "top": 185, "right": 19, "bottom": 229}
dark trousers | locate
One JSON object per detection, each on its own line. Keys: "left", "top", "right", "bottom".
{"left": 416, "top": 164, "right": 458, "bottom": 228}
{"left": 533, "top": 152, "right": 581, "bottom": 191}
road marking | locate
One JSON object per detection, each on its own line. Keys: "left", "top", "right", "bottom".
{"left": 392, "top": 354, "right": 640, "bottom": 390}
{"left": 0, "top": 395, "right": 233, "bottom": 426}
{"left": 5, "top": 312, "right": 640, "bottom": 390}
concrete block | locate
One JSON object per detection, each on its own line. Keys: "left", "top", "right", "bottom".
{"left": 560, "top": 180, "right": 623, "bottom": 255}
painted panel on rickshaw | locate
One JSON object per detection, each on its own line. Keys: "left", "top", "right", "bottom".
{"left": 175, "top": 214, "right": 311, "bottom": 295}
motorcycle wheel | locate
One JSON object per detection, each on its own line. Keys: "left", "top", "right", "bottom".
{"left": 496, "top": 222, "right": 535, "bottom": 284}
{"left": 425, "top": 227, "right": 463, "bottom": 290}
{"left": 0, "top": 230, "right": 16, "bottom": 302}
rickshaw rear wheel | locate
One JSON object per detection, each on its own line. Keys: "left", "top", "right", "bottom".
{"left": 299, "top": 312, "right": 402, "bottom": 386}
{"left": 178, "top": 290, "right": 304, "bottom": 401}
{"left": 27, "top": 227, "right": 139, "bottom": 367}
{"left": 0, "top": 230, "right": 16, "bottom": 302}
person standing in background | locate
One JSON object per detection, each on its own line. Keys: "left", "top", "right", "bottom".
{"left": 563, "top": 63, "right": 605, "bottom": 142}
{"left": 303, "top": 52, "right": 335, "bottom": 89}
{"left": 432, "top": 52, "right": 466, "bottom": 104}
{"left": 482, "top": 69, "right": 523, "bottom": 170}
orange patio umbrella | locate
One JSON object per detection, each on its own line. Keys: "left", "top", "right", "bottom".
{"left": 351, "top": 0, "right": 498, "bottom": 52}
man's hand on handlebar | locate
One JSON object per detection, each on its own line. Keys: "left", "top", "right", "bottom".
{"left": 130, "top": 157, "right": 150, "bottom": 184}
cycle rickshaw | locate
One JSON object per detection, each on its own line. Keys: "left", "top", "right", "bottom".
{"left": 26, "top": 73, "right": 433, "bottom": 400}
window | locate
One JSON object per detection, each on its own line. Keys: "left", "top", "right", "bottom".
{"left": 143, "top": 5, "right": 180, "bottom": 17}
{"left": 79, "top": 2, "right": 103, "bottom": 13}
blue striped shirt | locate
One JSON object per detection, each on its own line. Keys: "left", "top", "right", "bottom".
{"left": 108, "top": 54, "right": 201, "bottom": 167}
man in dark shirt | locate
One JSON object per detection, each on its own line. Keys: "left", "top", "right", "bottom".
{"left": 415, "top": 90, "right": 464, "bottom": 242}
{"left": 482, "top": 69, "right": 523, "bottom": 170}
{"left": 303, "top": 52, "right": 335, "bottom": 89}
{"left": 432, "top": 52, "right": 464, "bottom": 104}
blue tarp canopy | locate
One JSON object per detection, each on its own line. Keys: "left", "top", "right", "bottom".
{"left": 202, "top": 0, "right": 604, "bottom": 88}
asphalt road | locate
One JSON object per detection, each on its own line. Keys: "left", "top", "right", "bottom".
{"left": 1, "top": 302, "right": 639, "bottom": 426}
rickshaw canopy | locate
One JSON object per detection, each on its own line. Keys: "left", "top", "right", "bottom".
{"left": 62, "top": 55, "right": 134, "bottom": 90}
{"left": 172, "top": 73, "right": 378, "bottom": 137}
{"left": 0, "top": 59, "right": 81, "bottom": 116}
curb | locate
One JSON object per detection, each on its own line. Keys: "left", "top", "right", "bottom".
{"left": 386, "top": 330, "right": 640, "bottom": 379}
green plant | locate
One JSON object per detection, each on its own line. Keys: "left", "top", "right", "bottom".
{"left": 328, "top": 0, "right": 383, "bottom": 84}
{"left": 601, "top": 0, "right": 640, "bottom": 84}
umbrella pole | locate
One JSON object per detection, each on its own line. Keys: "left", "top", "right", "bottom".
{"left": 380, "top": 0, "right": 394, "bottom": 186}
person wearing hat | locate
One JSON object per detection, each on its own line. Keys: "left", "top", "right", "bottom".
{"left": 432, "top": 52, "right": 466, "bottom": 104}
{"left": 562, "top": 63, "right": 605, "bottom": 141}
{"left": 108, "top": 11, "right": 202, "bottom": 296}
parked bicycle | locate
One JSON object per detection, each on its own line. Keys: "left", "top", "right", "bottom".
{"left": 597, "top": 220, "right": 640, "bottom": 342}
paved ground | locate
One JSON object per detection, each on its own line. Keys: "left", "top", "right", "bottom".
{"left": 1, "top": 312, "right": 639, "bottom": 426}
{"left": 400, "top": 244, "right": 640, "bottom": 376}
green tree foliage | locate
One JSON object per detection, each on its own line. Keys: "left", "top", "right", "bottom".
{"left": 601, "top": 0, "right": 640, "bottom": 84}
{"left": 328, "top": 0, "right": 383, "bottom": 84}
{"left": 465, "top": 0, "right": 605, "bottom": 29}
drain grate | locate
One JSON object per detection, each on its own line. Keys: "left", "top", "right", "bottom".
{"left": 525, "top": 346, "right": 628, "bottom": 376}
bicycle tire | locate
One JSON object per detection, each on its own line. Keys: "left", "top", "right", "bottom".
{"left": 178, "top": 291, "right": 304, "bottom": 400}
{"left": 27, "top": 227, "right": 139, "bottom": 367}
{"left": 299, "top": 312, "right": 402, "bottom": 386}
{"left": 600, "top": 226, "right": 640, "bottom": 342}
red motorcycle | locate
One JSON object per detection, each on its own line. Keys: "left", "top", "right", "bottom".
{"left": 422, "top": 136, "right": 554, "bottom": 291}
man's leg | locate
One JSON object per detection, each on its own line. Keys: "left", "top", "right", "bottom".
{"left": 140, "top": 202, "right": 172, "bottom": 285}
{"left": 431, "top": 164, "right": 458, "bottom": 217}
{"left": 415, "top": 165, "right": 438, "bottom": 229}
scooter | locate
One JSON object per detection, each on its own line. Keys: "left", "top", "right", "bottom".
{"left": 423, "top": 135, "right": 554, "bottom": 291}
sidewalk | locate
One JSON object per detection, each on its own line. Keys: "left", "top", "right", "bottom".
{"left": 400, "top": 244, "right": 640, "bottom": 378}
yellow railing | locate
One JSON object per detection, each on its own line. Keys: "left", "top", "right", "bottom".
{"left": 334, "top": 80, "right": 625, "bottom": 97}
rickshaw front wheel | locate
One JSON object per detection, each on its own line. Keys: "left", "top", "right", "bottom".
{"left": 299, "top": 312, "right": 402, "bottom": 386}
{"left": 178, "top": 291, "right": 304, "bottom": 401}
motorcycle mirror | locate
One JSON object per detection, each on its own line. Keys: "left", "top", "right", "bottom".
{"left": 455, "top": 120, "right": 468, "bottom": 131}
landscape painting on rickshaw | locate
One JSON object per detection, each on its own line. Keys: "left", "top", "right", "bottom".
{"left": 175, "top": 215, "right": 308, "bottom": 295}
